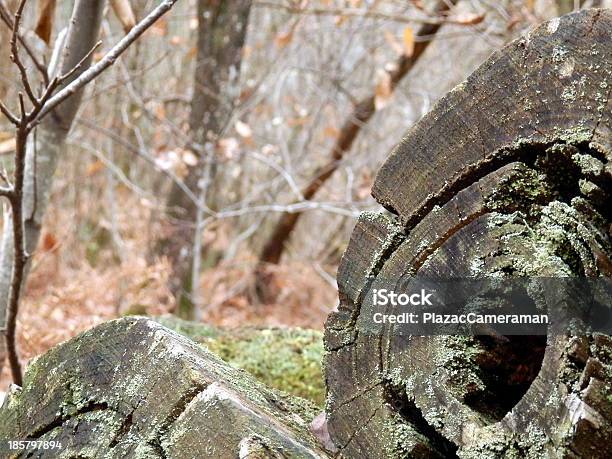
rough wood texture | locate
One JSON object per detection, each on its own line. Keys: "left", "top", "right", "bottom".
{"left": 0, "top": 318, "right": 329, "bottom": 458}
{"left": 325, "top": 9, "right": 611, "bottom": 458}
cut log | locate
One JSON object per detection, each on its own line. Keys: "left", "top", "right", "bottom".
{"left": 325, "top": 9, "right": 611, "bottom": 458}
{"left": 0, "top": 318, "right": 330, "bottom": 458}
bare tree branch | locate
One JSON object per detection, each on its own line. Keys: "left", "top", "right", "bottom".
{"left": 0, "top": 0, "right": 49, "bottom": 83}
{"left": 34, "top": 0, "right": 180, "bottom": 125}
{"left": 10, "top": 0, "right": 39, "bottom": 108}
{"left": 0, "top": 99, "right": 19, "bottom": 124}
{"left": 258, "top": 0, "right": 459, "bottom": 266}
{"left": 255, "top": 1, "right": 480, "bottom": 26}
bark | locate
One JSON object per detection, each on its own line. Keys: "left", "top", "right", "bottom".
{"left": 0, "top": 1, "right": 105, "bottom": 374}
{"left": 156, "top": 0, "right": 252, "bottom": 319}
{"left": 257, "top": 0, "right": 459, "bottom": 266}
{"left": 0, "top": 317, "right": 329, "bottom": 458}
{"left": 0, "top": 1, "right": 19, "bottom": 373}
{"left": 325, "top": 9, "right": 611, "bottom": 458}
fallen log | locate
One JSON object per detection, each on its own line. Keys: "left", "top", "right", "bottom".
{"left": 325, "top": 9, "right": 611, "bottom": 458}
{"left": 0, "top": 317, "right": 329, "bottom": 458}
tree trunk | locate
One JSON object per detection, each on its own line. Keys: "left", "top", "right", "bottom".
{"left": 156, "top": 0, "right": 252, "bottom": 319}
{"left": 256, "top": 0, "right": 459, "bottom": 267}
{"left": 0, "top": 317, "right": 329, "bottom": 458}
{"left": 325, "top": 9, "right": 611, "bottom": 458}
{"left": 0, "top": 0, "right": 18, "bottom": 383}
{"left": 0, "top": 0, "right": 105, "bottom": 378}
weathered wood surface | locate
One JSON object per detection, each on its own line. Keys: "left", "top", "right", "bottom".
{"left": 0, "top": 318, "right": 330, "bottom": 458}
{"left": 325, "top": 9, "right": 611, "bottom": 458}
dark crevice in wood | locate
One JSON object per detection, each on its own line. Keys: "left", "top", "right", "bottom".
{"left": 329, "top": 381, "right": 383, "bottom": 413}
{"left": 336, "top": 222, "right": 406, "bottom": 347}
{"left": 465, "top": 335, "right": 547, "bottom": 422}
{"left": 147, "top": 380, "right": 209, "bottom": 458}
{"left": 108, "top": 410, "right": 134, "bottom": 448}
{"left": 382, "top": 380, "right": 459, "bottom": 458}
{"left": 26, "top": 400, "right": 110, "bottom": 441}
{"left": 409, "top": 209, "right": 488, "bottom": 275}
{"left": 555, "top": 238, "right": 587, "bottom": 275}
{"left": 337, "top": 402, "right": 385, "bottom": 452}
{"left": 398, "top": 142, "right": 609, "bottom": 278}
{"left": 391, "top": 139, "right": 607, "bottom": 230}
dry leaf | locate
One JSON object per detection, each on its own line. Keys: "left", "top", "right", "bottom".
{"left": 525, "top": 0, "right": 534, "bottom": 11}
{"left": 153, "top": 103, "right": 166, "bottom": 120}
{"left": 356, "top": 170, "right": 373, "bottom": 199}
{"left": 235, "top": 120, "right": 252, "bottom": 138}
{"left": 452, "top": 12, "right": 486, "bottom": 26}
{"left": 218, "top": 138, "right": 239, "bottom": 159}
{"left": 85, "top": 160, "right": 105, "bottom": 177}
{"left": 155, "top": 150, "right": 188, "bottom": 177}
{"left": 261, "top": 144, "right": 278, "bottom": 156}
{"left": 322, "top": 126, "right": 340, "bottom": 139}
{"left": 334, "top": 15, "right": 347, "bottom": 26}
{"left": 274, "top": 30, "right": 293, "bottom": 48}
{"left": 0, "top": 138, "right": 16, "bottom": 154}
{"left": 41, "top": 231, "right": 59, "bottom": 252}
{"left": 287, "top": 116, "right": 310, "bottom": 127}
{"left": 374, "top": 70, "right": 392, "bottom": 110}
{"left": 149, "top": 17, "right": 167, "bottom": 36}
{"left": 241, "top": 45, "right": 252, "bottom": 59}
{"left": 410, "top": 0, "right": 425, "bottom": 10}
{"left": 402, "top": 27, "right": 415, "bottom": 57}
{"left": 186, "top": 46, "right": 197, "bottom": 60}
{"left": 383, "top": 30, "right": 403, "bottom": 56}
{"left": 34, "top": 0, "right": 57, "bottom": 45}
{"left": 110, "top": 0, "right": 136, "bottom": 34}
{"left": 181, "top": 150, "right": 198, "bottom": 167}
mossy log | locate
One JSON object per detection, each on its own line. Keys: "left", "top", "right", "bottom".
{"left": 154, "top": 315, "right": 325, "bottom": 405}
{"left": 325, "top": 9, "right": 611, "bottom": 458}
{"left": 0, "top": 317, "right": 329, "bottom": 458}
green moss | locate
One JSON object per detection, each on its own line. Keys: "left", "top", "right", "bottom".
{"left": 486, "top": 167, "right": 551, "bottom": 214}
{"left": 122, "top": 303, "right": 149, "bottom": 316}
{"left": 153, "top": 316, "right": 325, "bottom": 406}
{"left": 155, "top": 316, "right": 221, "bottom": 340}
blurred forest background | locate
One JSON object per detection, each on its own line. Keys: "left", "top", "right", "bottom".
{"left": 0, "top": 0, "right": 608, "bottom": 388}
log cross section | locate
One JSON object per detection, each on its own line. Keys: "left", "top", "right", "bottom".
{"left": 325, "top": 9, "right": 612, "bottom": 459}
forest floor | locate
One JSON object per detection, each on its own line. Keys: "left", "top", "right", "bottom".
{"left": 0, "top": 232, "right": 337, "bottom": 389}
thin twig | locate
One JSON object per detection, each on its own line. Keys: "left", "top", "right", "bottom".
{"left": 17, "top": 93, "right": 26, "bottom": 119}
{"left": 0, "top": 166, "right": 11, "bottom": 186}
{"left": 10, "top": 0, "right": 39, "bottom": 109}
{"left": 0, "top": 99, "right": 19, "bottom": 125}
{"left": 0, "top": 0, "right": 49, "bottom": 83}
{"left": 255, "top": 1, "right": 465, "bottom": 25}
{"left": 56, "top": 41, "right": 102, "bottom": 84}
